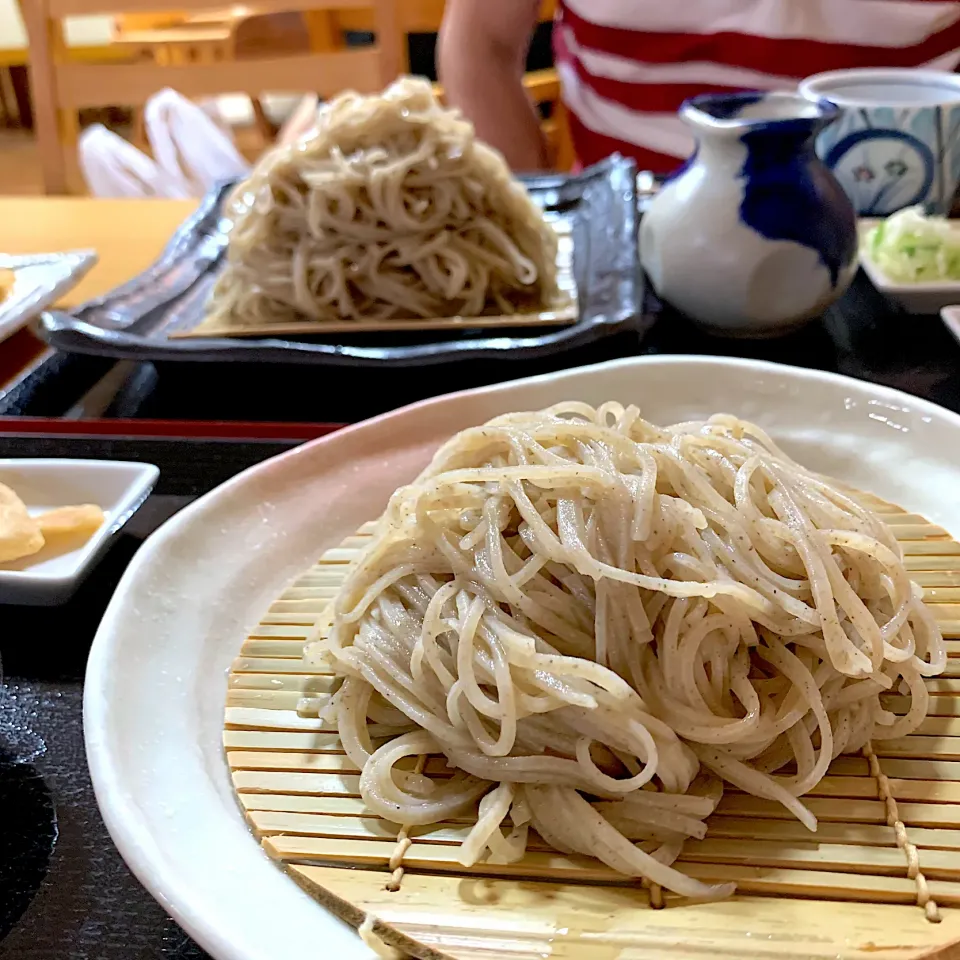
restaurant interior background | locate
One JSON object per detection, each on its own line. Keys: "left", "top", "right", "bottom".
{"left": 0, "top": 1, "right": 560, "bottom": 197}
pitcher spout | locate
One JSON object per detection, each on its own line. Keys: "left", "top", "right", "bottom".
{"left": 681, "top": 91, "right": 841, "bottom": 140}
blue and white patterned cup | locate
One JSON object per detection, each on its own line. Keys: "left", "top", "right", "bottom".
{"left": 799, "top": 68, "right": 960, "bottom": 216}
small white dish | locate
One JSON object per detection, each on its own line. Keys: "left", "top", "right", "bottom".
{"left": 0, "top": 458, "right": 159, "bottom": 605}
{"left": 941, "top": 305, "right": 960, "bottom": 345}
{"left": 799, "top": 68, "right": 960, "bottom": 215}
{"left": 858, "top": 250, "right": 960, "bottom": 314}
{"left": 858, "top": 218, "right": 960, "bottom": 314}
{"left": 0, "top": 250, "right": 98, "bottom": 344}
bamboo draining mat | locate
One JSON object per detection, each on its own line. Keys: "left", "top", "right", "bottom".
{"left": 224, "top": 491, "right": 960, "bottom": 960}
{"left": 175, "top": 223, "right": 576, "bottom": 339}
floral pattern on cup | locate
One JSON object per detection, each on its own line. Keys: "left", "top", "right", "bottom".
{"left": 815, "top": 106, "right": 960, "bottom": 216}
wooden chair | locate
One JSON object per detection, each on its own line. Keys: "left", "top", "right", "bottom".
{"left": 303, "top": 0, "right": 574, "bottom": 170}
{"left": 112, "top": 10, "right": 311, "bottom": 144}
{"left": 112, "top": 3, "right": 573, "bottom": 169}
{"left": 308, "top": 0, "right": 555, "bottom": 71}
{"left": 22, "top": 0, "right": 406, "bottom": 194}
{"left": 116, "top": 11, "right": 188, "bottom": 30}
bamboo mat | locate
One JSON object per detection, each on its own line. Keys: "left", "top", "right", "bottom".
{"left": 224, "top": 492, "right": 960, "bottom": 960}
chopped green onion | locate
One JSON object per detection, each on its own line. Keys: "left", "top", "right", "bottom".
{"left": 862, "top": 206, "right": 960, "bottom": 283}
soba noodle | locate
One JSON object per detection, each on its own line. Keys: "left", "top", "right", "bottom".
{"left": 306, "top": 403, "right": 944, "bottom": 900}
{"left": 203, "top": 78, "right": 560, "bottom": 329}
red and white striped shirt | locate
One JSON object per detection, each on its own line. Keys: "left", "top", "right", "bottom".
{"left": 554, "top": 0, "right": 960, "bottom": 172}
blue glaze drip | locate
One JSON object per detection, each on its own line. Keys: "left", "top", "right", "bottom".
{"left": 738, "top": 125, "right": 856, "bottom": 287}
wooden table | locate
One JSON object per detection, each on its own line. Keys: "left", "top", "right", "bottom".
{"left": 0, "top": 196, "right": 197, "bottom": 387}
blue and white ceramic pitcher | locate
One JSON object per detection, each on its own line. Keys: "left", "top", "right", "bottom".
{"left": 640, "top": 92, "right": 858, "bottom": 337}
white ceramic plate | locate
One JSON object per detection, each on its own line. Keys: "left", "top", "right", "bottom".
{"left": 0, "top": 250, "right": 98, "bottom": 343}
{"left": 84, "top": 357, "right": 960, "bottom": 960}
{"left": 0, "top": 458, "right": 159, "bottom": 604}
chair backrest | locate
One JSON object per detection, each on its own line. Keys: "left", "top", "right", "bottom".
{"left": 302, "top": 0, "right": 572, "bottom": 169}
{"left": 231, "top": 11, "right": 313, "bottom": 60}
{"left": 23, "top": 0, "right": 405, "bottom": 193}
{"left": 116, "top": 11, "right": 187, "bottom": 31}
{"left": 311, "top": 0, "right": 556, "bottom": 71}
{"left": 327, "top": 0, "right": 555, "bottom": 32}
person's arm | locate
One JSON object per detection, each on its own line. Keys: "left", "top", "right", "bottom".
{"left": 438, "top": 0, "right": 548, "bottom": 171}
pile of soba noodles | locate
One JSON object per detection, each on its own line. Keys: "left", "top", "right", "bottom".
{"left": 203, "top": 77, "right": 559, "bottom": 330}
{"left": 306, "top": 403, "right": 944, "bottom": 900}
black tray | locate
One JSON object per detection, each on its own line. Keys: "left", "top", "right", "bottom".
{"left": 4, "top": 271, "right": 960, "bottom": 424}
{"left": 37, "top": 157, "right": 647, "bottom": 367}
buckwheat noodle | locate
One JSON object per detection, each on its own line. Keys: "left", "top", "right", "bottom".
{"left": 203, "top": 78, "right": 559, "bottom": 330}
{"left": 307, "top": 403, "right": 944, "bottom": 900}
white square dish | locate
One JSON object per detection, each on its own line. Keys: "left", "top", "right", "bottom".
{"left": 858, "top": 217, "right": 960, "bottom": 314}
{"left": 858, "top": 252, "right": 960, "bottom": 314}
{"left": 0, "top": 250, "right": 98, "bottom": 343}
{"left": 0, "top": 458, "right": 159, "bottom": 605}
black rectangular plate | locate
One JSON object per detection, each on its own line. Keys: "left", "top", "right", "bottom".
{"left": 38, "top": 156, "right": 646, "bottom": 368}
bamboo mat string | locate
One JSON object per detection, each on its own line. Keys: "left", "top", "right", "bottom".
{"left": 385, "top": 754, "right": 427, "bottom": 893}
{"left": 864, "top": 741, "right": 941, "bottom": 923}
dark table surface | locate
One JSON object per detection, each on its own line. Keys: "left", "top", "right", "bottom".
{"left": 1, "top": 271, "right": 959, "bottom": 959}
{"left": 3, "top": 271, "right": 960, "bottom": 423}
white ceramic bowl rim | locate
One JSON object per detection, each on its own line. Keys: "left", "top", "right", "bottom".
{"left": 799, "top": 68, "right": 960, "bottom": 108}
{"left": 83, "top": 355, "right": 960, "bottom": 960}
